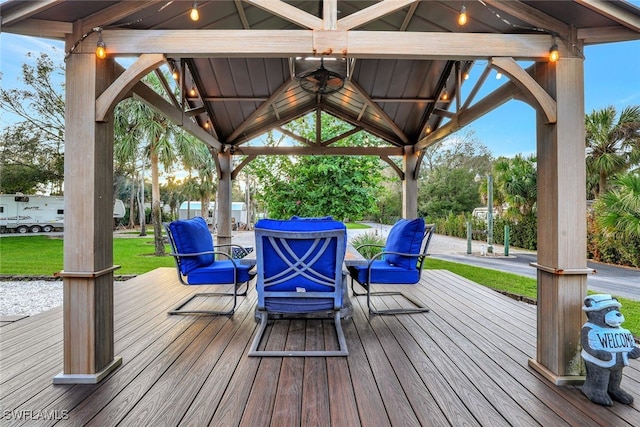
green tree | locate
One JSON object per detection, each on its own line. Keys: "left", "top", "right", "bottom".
{"left": 246, "top": 114, "right": 384, "bottom": 220}
{"left": 585, "top": 105, "right": 640, "bottom": 197}
{"left": 493, "top": 154, "right": 537, "bottom": 220}
{"left": 595, "top": 174, "right": 640, "bottom": 239}
{"left": 0, "top": 51, "right": 65, "bottom": 193}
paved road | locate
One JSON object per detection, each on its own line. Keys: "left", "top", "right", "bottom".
{"left": 427, "top": 237, "right": 640, "bottom": 302}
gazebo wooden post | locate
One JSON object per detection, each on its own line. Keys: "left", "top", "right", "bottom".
{"left": 402, "top": 146, "right": 419, "bottom": 219}
{"left": 528, "top": 56, "right": 589, "bottom": 385}
{"left": 216, "top": 151, "right": 233, "bottom": 249}
{"left": 53, "top": 52, "right": 122, "bottom": 384}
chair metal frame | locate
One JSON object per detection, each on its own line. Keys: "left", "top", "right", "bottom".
{"left": 350, "top": 223, "right": 435, "bottom": 315}
{"left": 164, "top": 222, "right": 253, "bottom": 316}
{"left": 249, "top": 227, "right": 348, "bottom": 357}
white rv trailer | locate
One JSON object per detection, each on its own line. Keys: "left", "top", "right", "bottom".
{"left": 0, "top": 194, "right": 126, "bottom": 233}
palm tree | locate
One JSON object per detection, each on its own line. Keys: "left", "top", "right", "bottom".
{"left": 595, "top": 174, "right": 640, "bottom": 239}
{"left": 493, "top": 154, "right": 537, "bottom": 221}
{"left": 585, "top": 105, "right": 640, "bottom": 197}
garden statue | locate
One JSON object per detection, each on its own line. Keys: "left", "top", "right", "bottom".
{"left": 581, "top": 294, "right": 640, "bottom": 406}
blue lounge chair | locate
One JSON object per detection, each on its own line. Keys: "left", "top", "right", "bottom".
{"left": 348, "top": 218, "right": 434, "bottom": 315}
{"left": 249, "top": 218, "right": 348, "bottom": 356}
{"left": 164, "top": 216, "right": 255, "bottom": 315}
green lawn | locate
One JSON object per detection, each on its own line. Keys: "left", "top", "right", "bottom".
{"left": 1, "top": 234, "right": 637, "bottom": 336}
{"left": 426, "top": 257, "right": 639, "bottom": 337}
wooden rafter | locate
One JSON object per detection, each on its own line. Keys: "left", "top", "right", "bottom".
{"left": 337, "top": 0, "right": 419, "bottom": 31}
{"left": 346, "top": 81, "right": 409, "bottom": 144}
{"left": 244, "top": 0, "right": 322, "bottom": 29}
{"left": 575, "top": 0, "right": 640, "bottom": 32}
{"left": 380, "top": 156, "right": 404, "bottom": 180}
{"left": 482, "top": 0, "right": 571, "bottom": 39}
{"left": 227, "top": 80, "right": 295, "bottom": 144}
{"left": 0, "top": 0, "right": 61, "bottom": 26}
{"left": 321, "top": 127, "right": 361, "bottom": 147}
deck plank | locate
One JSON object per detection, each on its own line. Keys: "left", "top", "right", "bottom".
{"left": 1, "top": 267, "right": 638, "bottom": 427}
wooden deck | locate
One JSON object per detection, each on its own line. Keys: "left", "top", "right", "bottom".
{"left": 1, "top": 267, "right": 638, "bottom": 426}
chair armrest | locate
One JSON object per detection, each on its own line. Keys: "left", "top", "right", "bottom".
{"left": 169, "top": 250, "right": 242, "bottom": 268}
{"left": 354, "top": 243, "right": 384, "bottom": 251}
{"left": 365, "top": 250, "right": 428, "bottom": 268}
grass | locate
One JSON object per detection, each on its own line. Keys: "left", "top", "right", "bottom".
{"left": 1, "top": 233, "right": 637, "bottom": 336}
{"left": 0, "top": 235, "right": 174, "bottom": 276}
{"left": 426, "top": 257, "right": 640, "bottom": 338}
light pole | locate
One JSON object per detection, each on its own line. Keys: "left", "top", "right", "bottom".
{"left": 475, "top": 173, "right": 494, "bottom": 254}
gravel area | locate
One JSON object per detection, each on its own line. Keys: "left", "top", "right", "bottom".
{"left": 0, "top": 224, "right": 487, "bottom": 317}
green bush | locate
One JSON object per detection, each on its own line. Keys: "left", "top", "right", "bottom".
{"left": 350, "top": 231, "right": 386, "bottom": 259}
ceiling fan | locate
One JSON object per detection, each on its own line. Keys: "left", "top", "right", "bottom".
{"left": 297, "top": 58, "right": 345, "bottom": 95}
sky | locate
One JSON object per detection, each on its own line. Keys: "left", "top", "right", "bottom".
{"left": 1, "top": 16, "right": 640, "bottom": 159}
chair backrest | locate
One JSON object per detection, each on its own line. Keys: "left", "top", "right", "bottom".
{"left": 384, "top": 218, "right": 434, "bottom": 270}
{"left": 164, "top": 216, "right": 214, "bottom": 275}
{"left": 254, "top": 218, "right": 347, "bottom": 312}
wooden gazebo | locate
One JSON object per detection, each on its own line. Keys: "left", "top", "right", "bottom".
{"left": 1, "top": 0, "right": 639, "bottom": 388}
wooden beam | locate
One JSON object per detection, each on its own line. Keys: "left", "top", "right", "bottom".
{"left": 337, "top": 0, "right": 418, "bottom": 31}
{"left": 491, "top": 57, "right": 556, "bottom": 123}
{"left": 575, "top": 0, "right": 640, "bottom": 32}
{"left": 131, "top": 82, "right": 223, "bottom": 151}
{"left": 578, "top": 26, "right": 640, "bottom": 44}
{"left": 321, "top": 127, "right": 361, "bottom": 146}
{"left": 0, "top": 0, "right": 61, "bottom": 26}
{"left": 379, "top": 156, "right": 404, "bottom": 180}
{"left": 400, "top": 2, "right": 419, "bottom": 31}
{"left": 79, "top": 2, "right": 163, "bottom": 36}
{"left": 346, "top": 80, "right": 410, "bottom": 144}
{"left": 482, "top": 0, "right": 571, "bottom": 39}
{"left": 323, "top": 0, "right": 338, "bottom": 30}
{"left": 234, "top": 0, "right": 251, "bottom": 29}
{"left": 231, "top": 155, "right": 257, "bottom": 180}
{"left": 320, "top": 104, "right": 403, "bottom": 146}
{"left": 96, "top": 54, "right": 166, "bottom": 122}
{"left": 1, "top": 19, "right": 70, "bottom": 39}
{"left": 416, "top": 81, "right": 522, "bottom": 150}
{"left": 227, "top": 80, "right": 295, "bottom": 143}
{"left": 91, "top": 30, "right": 557, "bottom": 60}
{"left": 235, "top": 146, "right": 403, "bottom": 156}
{"left": 244, "top": 0, "right": 322, "bottom": 29}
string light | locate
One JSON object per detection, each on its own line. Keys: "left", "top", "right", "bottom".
{"left": 458, "top": 5, "right": 468, "bottom": 26}
{"left": 95, "top": 28, "right": 106, "bottom": 59}
{"left": 172, "top": 69, "right": 179, "bottom": 80}
{"left": 190, "top": 1, "right": 200, "bottom": 21}
{"left": 463, "top": 72, "right": 469, "bottom": 80}
{"left": 549, "top": 38, "right": 559, "bottom": 62}
{"left": 189, "top": 86, "right": 197, "bottom": 97}
{"left": 440, "top": 88, "right": 449, "bottom": 101}
{"left": 496, "top": 72, "right": 502, "bottom": 79}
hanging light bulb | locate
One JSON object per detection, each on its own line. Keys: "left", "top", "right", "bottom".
{"left": 441, "top": 88, "right": 449, "bottom": 101}
{"left": 458, "top": 5, "right": 468, "bottom": 26}
{"left": 463, "top": 72, "right": 470, "bottom": 80}
{"left": 189, "top": 86, "right": 197, "bottom": 97}
{"left": 95, "top": 29, "right": 106, "bottom": 59}
{"left": 190, "top": 1, "right": 200, "bottom": 21}
{"left": 549, "top": 43, "right": 559, "bottom": 62}
{"left": 496, "top": 72, "right": 502, "bottom": 79}
{"left": 204, "top": 121, "right": 210, "bottom": 129}
{"left": 172, "top": 69, "right": 179, "bottom": 80}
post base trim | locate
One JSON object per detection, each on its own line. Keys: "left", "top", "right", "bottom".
{"left": 528, "top": 358, "right": 585, "bottom": 385}
{"left": 53, "top": 357, "right": 122, "bottom": 385}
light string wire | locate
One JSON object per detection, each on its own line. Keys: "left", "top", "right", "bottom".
{"left": 477, "top": 0, "right": 585, "bottom": 59}
{"left": 63, "top": 1, "right": 176, "bottom": 61}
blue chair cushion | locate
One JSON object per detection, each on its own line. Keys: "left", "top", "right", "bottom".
{"left": 168, "top": 217, "right": 214, "bottom": 275}
{"left": 264, "top": 297, "right": 335, "bottom": 313}
{"left": 255, "top": 218, "right": 346, "bottom": 292}
{"left": 384, "top": 218, "right": 425, "bottom": 269}
{"left": 349, "top": 260, "right": 421, "bottom": 285}
{"left": 187, "top": 260, "right": 255, "bottom": 284}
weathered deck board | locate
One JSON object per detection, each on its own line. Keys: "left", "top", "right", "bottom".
{"left": 1, "top": 267, "right": 638, "bottom": 426}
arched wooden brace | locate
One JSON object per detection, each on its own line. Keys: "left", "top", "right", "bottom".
{"left": 490, "top": 57, "right": 557, "bottom": 124}
{"left": 95, "top": 53, "right": 166, "bottom": 122}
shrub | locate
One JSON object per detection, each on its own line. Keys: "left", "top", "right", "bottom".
{"left": 350, "top": 231, "right": 386, "bottom": 259}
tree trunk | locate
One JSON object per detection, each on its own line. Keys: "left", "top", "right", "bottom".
{"left": 151, "top": 151, "right": 165, "bottom": 256}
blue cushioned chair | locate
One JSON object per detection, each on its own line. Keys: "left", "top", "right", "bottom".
{"left": 348, "top": 218, "right": 434, "bottom": 315}
{"left": 248, "top": 218, "right": 348, "bottom": 356}
{"left": 164, "top": 217, "right": 255, "bottom": 315}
